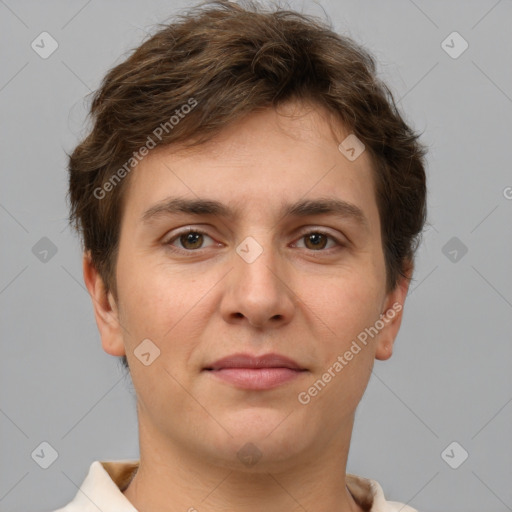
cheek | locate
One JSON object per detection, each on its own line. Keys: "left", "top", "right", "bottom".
{"left": 310, "top": 268, "right": 382, "bottom": 328}
{"left": 300, "top": 264, "right": 384, "bottom": 375}
{"left": 306, "top": 277, "right": 380, "bottom": 408}
{"left": 117, "top": 256, "right": 213, "bottom": 361}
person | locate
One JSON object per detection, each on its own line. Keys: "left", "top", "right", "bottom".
{"left": 57, "top": 1, "right": 427, "bottom": 510}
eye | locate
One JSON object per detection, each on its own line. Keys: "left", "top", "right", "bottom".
{"left": 293, "top": 230, "right": 341, "bottom": 251}
{"left": 164, "top": 228, "right": 343, "bottom": 253}
{"left": 165, "top": 228, "right": 217, "bottom": 251}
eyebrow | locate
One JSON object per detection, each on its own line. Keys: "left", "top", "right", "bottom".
{"left": 141, "top": 196, "right": 369, "bottom": 230}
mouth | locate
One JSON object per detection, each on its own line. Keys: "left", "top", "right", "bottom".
{"left": 203, "top": 353, "right": 307, "bottom": 390}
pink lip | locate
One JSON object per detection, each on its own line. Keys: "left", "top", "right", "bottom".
{"left": 204, "top": 353, "right": 307, "bottom": 390}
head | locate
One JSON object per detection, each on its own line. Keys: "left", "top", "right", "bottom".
{"left": 69, "top": 0, "right": 426, "bottom": 470}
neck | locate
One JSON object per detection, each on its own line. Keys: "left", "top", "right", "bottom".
{"left": 122, "top": 415, "right": 365, "bottom": 512}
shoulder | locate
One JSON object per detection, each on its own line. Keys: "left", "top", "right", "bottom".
{"left": 47, "top": 460, "right": 139, "bottom": 512}
{"left": 346, "top": 473, "right": 419, "bottom": 512}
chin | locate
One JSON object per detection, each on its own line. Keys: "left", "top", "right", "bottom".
{"left": 196, "top": 412, "right": 311, "bottom": 472}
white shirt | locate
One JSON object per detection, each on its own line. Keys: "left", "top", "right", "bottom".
{"left": 52, "top": 460, "right": 418, "bottom": 512}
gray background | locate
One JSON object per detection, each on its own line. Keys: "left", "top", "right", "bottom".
{"left": 1, "top": 1, "right": 511, "bottom": 511}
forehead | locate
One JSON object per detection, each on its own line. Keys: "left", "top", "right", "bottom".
{"left": 120, "top": 102, "right": 379, "bottom": 230}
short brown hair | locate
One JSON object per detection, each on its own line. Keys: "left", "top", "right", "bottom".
{"left": 67, "top": 0, "right": 427, "bottom": 369}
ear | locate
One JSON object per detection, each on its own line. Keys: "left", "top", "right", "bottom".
{"left": 375, "top": 263, "right": 413, "bottom": 361}
{"left": 82, "top": 251, "right": 126, "bottom": 357}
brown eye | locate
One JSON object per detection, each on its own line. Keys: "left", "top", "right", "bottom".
{"left": 166, "top": 229, "right": 216, "bottom": 251}
{"left": 293, "top": 230, "right": 341, "bottom": 251}
{"left": 179, "top": 232, "right": 204, "bottom": 250}
{"left": 303, "top": 232, "right": 329, "bottom": 250}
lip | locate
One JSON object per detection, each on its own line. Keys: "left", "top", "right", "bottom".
{"left": 203, "top": 353, "right": 307, "bottom": 390}
{"left": 205, "top": 352, "right": 304, "bottom": 371}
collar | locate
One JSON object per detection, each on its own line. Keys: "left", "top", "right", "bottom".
{"left": 59, "top": 460, "right": 417, "bottom": 512}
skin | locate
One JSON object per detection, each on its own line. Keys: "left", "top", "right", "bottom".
{"left": 84, "top": 101, "right": 410, "bottom": 512}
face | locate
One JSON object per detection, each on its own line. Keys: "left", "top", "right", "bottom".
{"left": 86, "top": 101, "right": 409, "bottom": 472}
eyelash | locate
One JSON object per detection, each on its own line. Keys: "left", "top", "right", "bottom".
{"left": 163, "top": 227, "right": 345, "bottom": 254}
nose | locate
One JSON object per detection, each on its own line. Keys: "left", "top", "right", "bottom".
{"left": 220, "top": 238, "right": 295, "bottom": 329}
